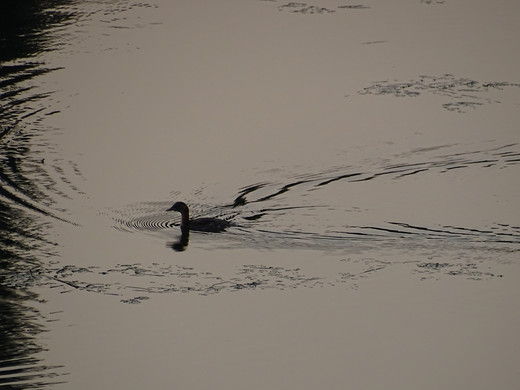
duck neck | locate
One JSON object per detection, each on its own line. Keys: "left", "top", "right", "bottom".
{"left": 180, "top": 210, "right": 190, "bottom": 229}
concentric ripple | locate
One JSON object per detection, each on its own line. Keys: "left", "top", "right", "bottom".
{"left": 116, "top": 212, "right": 178, "bottom": 232}
{"left": 110, "top": 202, "right": 179, "bottom": 232}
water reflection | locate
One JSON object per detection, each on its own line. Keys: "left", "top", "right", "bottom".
{"left": 0, "top": 161, "right": 65, "bottom": 389}
{"left": 277, "top": 3, "right": 336, "bottom": 14}
{"left": 358, "top": 74, "right": 520, "bottom": 113}
{"left": 0, "top": 2, "right": 78, "bottom": 388}
{"left": 0, "top": 0, "right": 78, "bottom": 270}
{"left": 0, "top": 1, "right": 76, "bottom": 61}
{"left": 0, "top": 0, "right": 78, "bottom": 222}
{"left": 0, "top": 285, "right": 66, "bottom": 389}
{"left": 46, "top": 245, "right": 508, "bottom": 302}
{"left": 169, "top": 230, "right": 190, "bottom": 252}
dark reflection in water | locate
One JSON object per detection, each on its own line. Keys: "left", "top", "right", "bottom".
{"left": 358, "top": 74, "right": 520, "bottom": 112}
{"left": 169, "top": 230, "right": 190, "bottom": 252}
{"left": 277, "top": 3, "right": 336, "bottom": 14}
{"left": 0, "top": 0, "right": 78, "bottom": 270}
{"left": 47, "top": 248, "right": 507, "bottom": 303}
{"left": 0, "top": 2, "right": 79, "bottom": 388}
{"left": 0, "top": 1, "right": 77, "bottom": 61}
{"left": 267, "top": 2, "right": 371, "bottom": 14}
{"left": 0, "top": 1, "right": 77, "bottom": 221}
{"left": 0, "top": 285, "right": 66, "bottom": 389}
{"left": 0, "top": 203, "right": 66, "bottom": 386}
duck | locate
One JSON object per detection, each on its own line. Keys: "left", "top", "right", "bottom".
{"left": 167, "top": 201, "right": 230, "bottom": 232}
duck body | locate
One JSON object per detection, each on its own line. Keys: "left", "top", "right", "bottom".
{"left": 187, "top": 217, "right": 231, "bottom": 232}
{"left": 167, "top": 201, "right": 230, "bottom": 233}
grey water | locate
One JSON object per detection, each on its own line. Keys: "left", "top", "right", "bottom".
{"left": 1, "top": 1, "right": 520, "bottom": 389}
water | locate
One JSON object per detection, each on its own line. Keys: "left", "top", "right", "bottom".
{"left": 1, "top": 1, "right": 520, "bottom": 389}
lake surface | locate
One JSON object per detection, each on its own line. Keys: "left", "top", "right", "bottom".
{"left": 1, "top": 1, "right": 519, "bottom": 389}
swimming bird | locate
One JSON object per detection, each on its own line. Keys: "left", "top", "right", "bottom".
{"left": 167, "top": 201, "right": 230, "bottom": 232}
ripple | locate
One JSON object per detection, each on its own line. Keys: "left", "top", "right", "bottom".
{"left": 110, "top": 202, "right": 179, "bottom": 232}
{"left": 0, "top": 287, "right": 67, "bottom": 389}
{"left": 277, "top": 3, "right": 336, "bottom": 14}
{"left": 262, "top": 2, "right": 370, "bottom": 14}
{"left": 358, "top": 74, "right": 520, "bottom": 112}
{"left": 114, "top": 213, "right": 177, "bottom": 232}
{"left": 45, "top": 246, "right": 513, "bottom": 302}
{"left": 0, "top": 61, "right": 83, "bottom": 225}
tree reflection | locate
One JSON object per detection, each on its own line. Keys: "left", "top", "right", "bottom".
{"left": 0, "top": 285, "right": 66, "bottom": 389}
{"left": 0, "top": 1, "right": 76, "bottom": 388}
{"left": 0, "top": 1, "right": 76, "bottom": 61}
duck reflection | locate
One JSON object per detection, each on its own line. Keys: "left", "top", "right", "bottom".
{"left": 168, "top": 229, "right": 190, "bottom": 252}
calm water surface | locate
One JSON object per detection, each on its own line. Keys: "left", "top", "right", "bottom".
{"left": 1, "top": 1, "right": 519, "bottom": 389}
